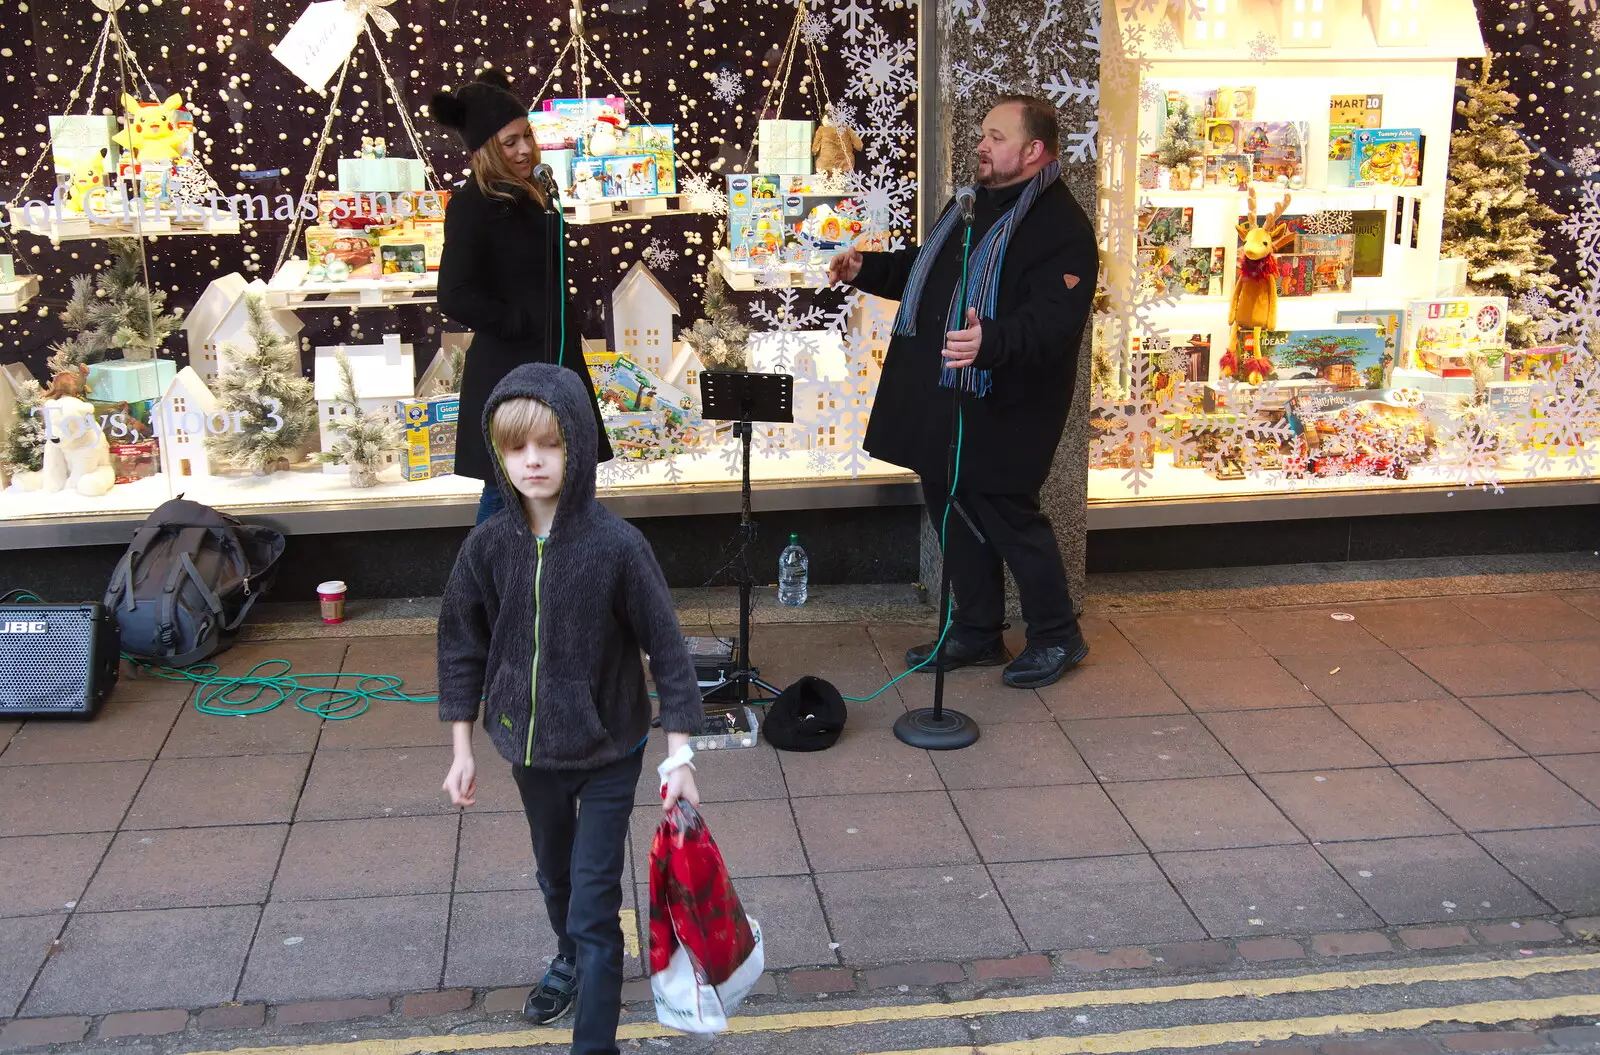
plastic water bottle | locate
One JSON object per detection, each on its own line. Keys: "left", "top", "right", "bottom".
{"left": 778, "top": 533, "right": 809, "bottom": 607}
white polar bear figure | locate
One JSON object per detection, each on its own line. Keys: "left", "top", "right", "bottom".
{"left": 39, "top": 395, "right": 116, "bottom": 497}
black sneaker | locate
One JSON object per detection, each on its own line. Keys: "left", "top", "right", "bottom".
{"left": 523, "top": 954, "right": 578, "bottom": 1024}
{"left": 1002, "top": 639, "right": 1090, "bottom": 689}
{"left": 905, "top": 635, "right": 1008, "bottom": 673}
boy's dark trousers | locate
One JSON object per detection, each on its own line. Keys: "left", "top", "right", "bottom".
{"left": 512, "top": 748, "right": 645, "bottom": 1055}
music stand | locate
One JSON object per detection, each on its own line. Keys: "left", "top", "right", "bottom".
{"left": 697, "top": 370, "right": 794, "bottom": 709}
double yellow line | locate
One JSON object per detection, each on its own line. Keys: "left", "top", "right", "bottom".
{"left": 180, "top": 951, "right": 1600, "bottom": 1055}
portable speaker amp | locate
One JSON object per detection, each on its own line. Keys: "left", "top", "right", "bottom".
{"left": 0, "top": 603, "right": 119, "bottom": 718}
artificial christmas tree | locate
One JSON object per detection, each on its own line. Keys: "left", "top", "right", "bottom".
{"left": 1441, "top": 53, "right": 1563, "bottom": 349}
{"left": 0, "top": 376, "right": 45, "bottom": 483}
{"left": 318, "top": 348, "right": 404, "bottom": 488}
{"left": 207, "top": 293, "right": 316, "bottom": 475}
{"left": 47, "top": 239, "right": 184, "bottom": 373}
{"left": 1153, "top": 98, "right": 1203, "bottom": 189}
{"left": 684, "top": 259, "right": 750, "bottom": 370}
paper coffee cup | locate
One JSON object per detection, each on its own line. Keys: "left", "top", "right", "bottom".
{"left": 317, "top": 580, "right": 347, "bottom": 624}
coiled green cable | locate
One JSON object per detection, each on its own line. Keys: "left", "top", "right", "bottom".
{"left": 125, "top": 658, "right": 437, "bottom": 720}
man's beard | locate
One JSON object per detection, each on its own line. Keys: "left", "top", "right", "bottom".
{"left": 977, "top": 157, "right": 1023, "bottom": 187}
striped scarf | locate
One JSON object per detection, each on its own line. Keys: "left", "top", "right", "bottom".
{"left": 891, "top": 159, "right": 1062, "bottom": 397}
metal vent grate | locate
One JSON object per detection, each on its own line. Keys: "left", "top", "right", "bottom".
{"left": 0, "top": 606, "right": 92, "bottom": 711}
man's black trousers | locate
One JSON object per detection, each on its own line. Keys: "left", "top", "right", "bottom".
{"left": 920, "top": 473, "right": 1079, "bottom": 649}
{"left": 512, "top": 748, "right": 643, "bottom": 1055}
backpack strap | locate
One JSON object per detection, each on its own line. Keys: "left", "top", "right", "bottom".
{"left": 155, "top": 527, "right": 209, "bottom": 657}
{"left": 106, "top": 524, "right": 166, "bottom": 612}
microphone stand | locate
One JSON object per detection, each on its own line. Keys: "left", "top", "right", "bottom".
{"left": 540, "top": 171, "right": 564, "bottom": 368}
{"left": 893, "top": 197, "right": 981, "bottom": 752}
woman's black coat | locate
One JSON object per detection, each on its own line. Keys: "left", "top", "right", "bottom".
{"left": 853, "top": 178, "right": 1098, "bottom": 495}
{"left": 437, "top": 178, "right": 613, "bottom": 482}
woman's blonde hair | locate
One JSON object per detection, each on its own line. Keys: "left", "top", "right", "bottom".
{"left": 491, "top": 396, "right": 564, "bottom": 454}
{"left": 469, "top": 122, "right": 547, "bottom": 208}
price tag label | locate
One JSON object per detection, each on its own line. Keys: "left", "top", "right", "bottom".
{"left": 359, "top": 287, "right": 384, "bottom": 307}
{"left": 271, "top": 0, "right": 362, "bottom": 93}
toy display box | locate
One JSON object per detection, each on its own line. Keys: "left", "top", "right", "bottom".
{"left": 1505, "top": 345, "right": 1572, "bottom": 382}
{"left": 1238, "top": 121, "right": 1308, "bottom": 185}
{"left": 336, "top": 157, "right": 426, "bottom": 194}
{"left": 597, "top": 356, "right": 695, "bottom": 418}
{"left": 727, "top": 174, "right": 787, "bottom": 265}
{"left": 1403, "top": 297, "right": 1508, "bottom": 375}
{"left": 1352, "top": 128, "right": 1424, "bottom": 188}
{"left": 108, "top": 438, "right": 160, "bottom": 485}
{"left": 571, "top": 155, "right": 660, "bottom": 200}
{"left": 49, "top": 115, "right": 122, "bottom": 176}
{"left": 86, "top": 358, "right": 177, "bottom": 404}
{"left": 397, "top": 395, "right": 460, "bottom": 481}
{"left": 380, "top": 241, "right": 427, "bottom": 276}
{"left": 758, "top": 119, "right": 815, "bottom": 177}
{"left": 624, "top": 125, "right": 678, "bottom": 194}
{"left": 1237, "top": 326, "right": 1387, "bottom": 389}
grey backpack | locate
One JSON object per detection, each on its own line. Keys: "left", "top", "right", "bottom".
{"left": 104, "top": 498, "right": 285, "bottom": 667}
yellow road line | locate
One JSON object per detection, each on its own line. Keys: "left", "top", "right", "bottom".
{"left": 620, "top": 909, "right": 639, "bottom": 959}
{"left": 863, "top": 994, "right": 1600, "bottom": 1055}
{"left": 172, "top": 951, "right": 1600, "bottom": 1055}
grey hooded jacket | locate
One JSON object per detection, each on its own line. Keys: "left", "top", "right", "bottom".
{"left": 436, "top": 363, "right": 703, "bottom": 769}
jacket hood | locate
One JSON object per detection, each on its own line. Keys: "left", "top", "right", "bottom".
{"left": 481, "top": 363, "right": 598, "bottom": 535}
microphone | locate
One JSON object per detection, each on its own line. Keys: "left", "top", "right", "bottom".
{"left": 955, "top": 186, "right": 976, "bottom": 226}
{"left": 533, "top": 162, "right": 561, "bottom": 200}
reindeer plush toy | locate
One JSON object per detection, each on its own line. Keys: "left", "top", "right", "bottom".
{"left": 1223, "top": 188, "right": 1294, "bottom": 384}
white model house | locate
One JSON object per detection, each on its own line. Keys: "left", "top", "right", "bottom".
{"left": 314, "top": 335, "right": 415, "bottom": 473}
{"left": 417, "top": 334, "right": 470, "bottom": 396}
{"left": 749, "top": 332, "right": 852, "bottom": 451}
{"left": 156, "top": 366, "right": 219, "bottom": 479}
{"left": 184, "top": 273, "right": 304, "bottom": 381}
{"left": 609, "top": 261, "right": 678, "bottom": 378}
{"left": 662, "top": 341, "right": 706, "bottom": 402}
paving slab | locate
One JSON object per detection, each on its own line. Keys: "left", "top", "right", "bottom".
{"left": 632, "top": 798, "right": 809, "bottom": 878}
{"left": 1256, "top": 768, "right": 1459, "bottom": 842}
{"left": 295, "top": 746, "right": 457, "bottom": 821}
{"left": 989, "top": 855, "right": 1206, "bottom": 950}
{"left": 0, "top": 761, "right": 148, "bottom": 837}
{"left": 240, "top": 894, "right": 449, "bottom": 1003}
{"left": 24, "top": 906, "right": 257, "bottom": 1016}
{"left": 1277, "top": 652, "right": 1448, "bottom": 705}
{"left": 1451, "top": 593, "right": 1600, "bottom": 642}
{"left": 1199, "top": 707, "right": 1384, "bottom": 772}
{"left": 1034, "top": 657, "right": 1188, "bottom": 720}
{"left": 1399, "top": 758, "right": 1600, "bottom": 831}
{"left": 1461, "top": 692, "right": 1600, "bottom": 755}
{"left": 1537, "top": 753, "right": 1600, "bottom": 807}
{"left": 1157, "top": 844, "right": 1381, "bottom": 937}
{"left": 927, "top": 720, "right": 1093, "bottom": 790}
{"left": 0, "top": 833, "right": 111, "bottom": 917}
{"left": 951, "top": 784, "right": 1143, "bottom": 863}
{"left": 817, "top": 865, "right": 1022, "bottom": 964}
{"left": 1061, "top": 714, "right": 1242, "bottom": 782}
{"left": 777, "top": 724, "right": 942, "bottom": 798}
{"left": 1331, "top": 700, "right": 1522, "bottom": 765}
{"left": 81, "top": 826, "right": 286, "bottom": 911}
{"left": 0, "top": 695, "right": 183, "bottom": 767}
{"left": 125, "top": 754, "right": 309, "bottom": 829}
{"left": 1403, "top": 643, "right": 1577, "bottom": 697}
{"left": 271, "top": 816, "right": 458, "bottom": 900}
{"left": 1228, "top": 608, "right": 1390, "bottom": 655}
{"left": 0, "top": 915, "right": 64, "bottom": 1017}
{"left": 1111, "top": 612, "right": 1268, "bottom": 662}
{"left": 1342, "top": 600, "right": 1503, "bottom": 650}
{"left": 1477, "top": 826, "right": 1600, "bottom": 914}
{"left": 454, "top": 811, "right": 540, "bottom": 892}
{"left": 1105, "top": 775, "right": 1304, "bottom": 852}
{"left": 711, "top": 875, "right": 836, "bottom": 969}
{"left": 1146, "top": 657, "right": 1320, "bottom": 712}
{"left": 793, "top": 791, "right": 977, "bottom": 872}
{"left": 1318, "top": 835, "right": 1551, "bottom": 924}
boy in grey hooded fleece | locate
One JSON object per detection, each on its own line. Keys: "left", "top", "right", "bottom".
{"left": 437, "top": 363, "right": 703, "bottom": 1055}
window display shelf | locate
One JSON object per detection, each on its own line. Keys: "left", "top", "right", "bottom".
{"left": 263, "top": 258, "right": 438, "bottom": 310}
{"left": 6, "top": 206, "right": 241, "bottom": 243}
{"left": 0, "top": 275, "right": 40, "bottom": 313}
{"left": 1139, "top": 185, "right": 1430, "bottom": 201}
{"left": 0, "top": 456, "right": 918, "bottom": 547}
{"left": 713, "top": 247, "right": 831, "bottom": 291}
{"left": 563, "top": 192, "right": 720, "bottom": 226}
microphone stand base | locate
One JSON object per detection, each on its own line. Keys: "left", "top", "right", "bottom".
{"left": 893, "top": 707, "right": 980, "bottom": 751}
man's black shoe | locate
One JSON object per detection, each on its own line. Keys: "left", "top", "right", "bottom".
{"left": 905, "top": 636, "right": 1008, "bottom": 673}
{"left": 523, "top": 954, "right": 577, "bottom": 1024}
{"left": 1002, "top": 639, "right": 1090, "bottom": 689}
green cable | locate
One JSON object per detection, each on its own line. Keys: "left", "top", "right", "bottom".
{"left": 125, "top": 658, "right": 438, "bottom": 720}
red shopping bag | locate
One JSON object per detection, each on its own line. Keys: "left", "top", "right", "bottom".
{"left": 648, "top": 802, "right": 764, "bottom": 1033}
